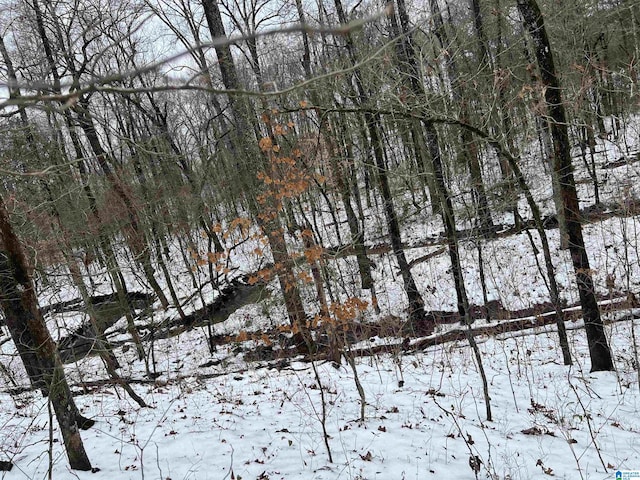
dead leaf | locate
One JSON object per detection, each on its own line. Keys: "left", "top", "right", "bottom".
{"left": 360, "top": 451, "right": 372, "bottom": 461}
{"left": 522, "top": 427, "right": 544, "bottom": 435}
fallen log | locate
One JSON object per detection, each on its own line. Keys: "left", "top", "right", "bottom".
{"left": 347, "top": 293, "right": 640, "bottom": 358}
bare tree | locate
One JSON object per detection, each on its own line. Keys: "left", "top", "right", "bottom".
{"left": 517, "top": 0, "right": 614, "bottom": 372}
{"left": 201, "top": 0, "right": 314, "bottom": 351}
{"left": 0, "top": 196, "right": 93, "bottom": 471}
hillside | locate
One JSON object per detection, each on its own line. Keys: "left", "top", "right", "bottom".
{"left": 1, "top": 0, "right": 639, "bottom": 478}
{"left": 0, "top": 116, "right": 639, "bottom": 479}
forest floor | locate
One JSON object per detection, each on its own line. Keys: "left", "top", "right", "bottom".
{"left": 1, "top": 308, "right": 640, "bottom": 480}
{"left": 1, "top": 117, "right": 640, "bottom": 479}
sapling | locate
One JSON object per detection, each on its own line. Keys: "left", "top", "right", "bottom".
{"left": 434, "top": 399, "right": 487, "bottom": 480}
{"left": 567, "top": 375, "right": 609, "bottom": 473}
{"left": 47, "top": 397, "right": 53, "bottom": 480}
{"left": 343, "top": 347, "right": 366, "bottom": 422}
{"left": 309, "top": 360, "right": 333, "bottom": 463}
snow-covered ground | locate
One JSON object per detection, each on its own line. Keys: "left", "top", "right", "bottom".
{"left": 1, "top": 311, "right": 640, "bottom": 479}
{"left": 1, "top": 116, "right": 640, "bottom": 478}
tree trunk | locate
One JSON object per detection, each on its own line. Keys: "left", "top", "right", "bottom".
{"left": 201, "top": 0, "right": 258, "bottom": 144}
{"left": 517, "top": 0, "right": 614, "bottom": 372}
{"left": 470, "top": 0, "right": 492, "bottom": 68}
{"left": 333, "top": 0, "right": 427, "bottom": 329}
{"left": 390, "top": 0, "right": 492, "bottom": 415}
{"left": 491, "top": 0, "right": 519, "bottom": 223}
{"left": 388, "top": 5, "right": 438, "bottom": 211}
{"left": 2, "top": 22, "right": 152, "bottom": 381}
{"left": 0, "top": 198, "right": 93, "bottom": 471}
{"left": 201, "top": 0, "right": 313, "bottom": 350}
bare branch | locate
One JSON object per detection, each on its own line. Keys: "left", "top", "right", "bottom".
{"left": 0, "top": 5, "right": 393, "bottom": 110}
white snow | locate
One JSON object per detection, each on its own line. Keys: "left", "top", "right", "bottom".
{"left": 1, "top": 316, "right": 640, "bottom": 479}
{"left": 1, "top": 115, "right": 640, "bottom": 479}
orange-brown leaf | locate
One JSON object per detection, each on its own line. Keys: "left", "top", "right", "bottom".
{"left": 259, "top": 137, "right": 273, "bottom": 152}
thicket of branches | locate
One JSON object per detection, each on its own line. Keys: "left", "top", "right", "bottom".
{"left": 0, "top": 0, "right": 638, "bottom": 470}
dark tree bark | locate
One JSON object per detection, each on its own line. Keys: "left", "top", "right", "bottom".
{"left": 517, "top": 0, "right": 614, "bottom": 372}
{"left": 426, "top": 122, "right": 492, "bottom": 420}
{"left": 470, "top": 0, "right": 492, "bottom": 68}
{"left": 295, "top": 0, "right": 313, "bottom": 79}
{"left": 387, "top": 3, "right": 437, "bottom": 211}
{"left": 333, "top": 0, "right": 427, "bottom": 328}
{"left": 490, "top": 0, "right": 519, "bottom": 224}
{"left": 0, "top": 198, "right": 93, "bottom": 471}
{"left": 201, "top": 0, "right": 313, "bottom": 351}
{"left": 394, "top": 0, "right": 475, "bottom": 327}
{"left": 201, "top": 0, "right": 258, "bottom": 144}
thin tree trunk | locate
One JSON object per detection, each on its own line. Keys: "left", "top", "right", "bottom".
{"left": 425, "top": 121, "right": 492, "bottom": 420}
{"left": 520, "top": 25, "right": 569, "bottom": 247}
{"left": 388, "top": 7, "right": 438, "bottom": 211}
{"left": 389, "top": 0, "right": 492, "bottom": 413}
{"left": 201, "top": 0, "right": 314, "bottom": 350}
{"left": 491, "top": 0, "right": 519, "bottom": 224}
{"left": 333, "top": 0, "right": 427, "bottom": 329}
{"left": 470, "top": 0, "right": 492, "bottom": 68}
{"left": 201, "top": 0, "right": 257, "bottom": 143}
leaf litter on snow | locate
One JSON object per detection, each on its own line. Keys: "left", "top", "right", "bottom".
{"left": 1, "top": 117, "right": 640, "bottom": 478}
